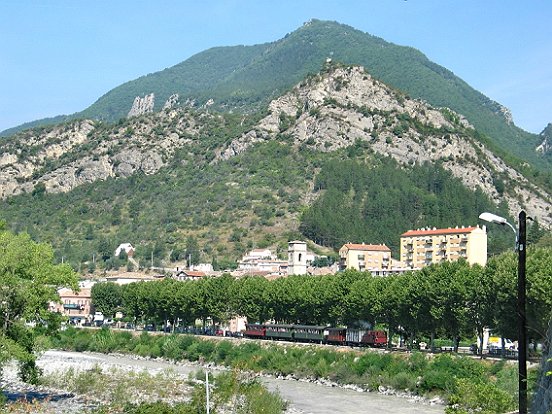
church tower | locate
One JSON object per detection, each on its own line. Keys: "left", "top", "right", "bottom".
{"left": 288, "top": 240, "right": 307, "bottom": 275}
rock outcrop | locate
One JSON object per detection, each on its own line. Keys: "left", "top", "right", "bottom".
{"left": 128, "top": 93, "right": 155, "bottom": 117}
{"left": 0, "top": 110, "right": 202, "bottom": 198}
{"left": 163, "top": 94, "right": 179, "bottom": 110}
{"left": 537, "top": 123, "right": 552, "bottom": 155}
{"left": 496, "top": 103, "right": 514, "bottom": 125}
{"left": 1, "top": 65, "right": 551, "bottom": 229}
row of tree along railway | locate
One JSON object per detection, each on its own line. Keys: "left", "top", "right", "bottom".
{"left": 90, "top": 250, "right": 552, "bottom": 359}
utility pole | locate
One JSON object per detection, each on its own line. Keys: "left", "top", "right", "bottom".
{"left": 518, "top": 211, "right": 528, "bottom": 414}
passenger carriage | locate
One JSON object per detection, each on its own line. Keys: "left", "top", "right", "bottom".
{"left": 244, "top": 323, "right": 266, "bottom": 338}
{"left": 265, "top": 324, "right": 294, "bottom": 340}
{"left": 293, "top": 325, "right": 326, "bottom": 343}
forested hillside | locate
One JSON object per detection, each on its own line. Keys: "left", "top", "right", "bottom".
{"left": 2, "top": 20, "right": 548, "bottom": 173}
{"left": 1, "top": 64, "right": 550, "bottom": 271}
{"left": 0, "top": 139, "right": 528, "bottom": 271}
{"left": 300, "top": 157, "right": 512, "bottom": 253}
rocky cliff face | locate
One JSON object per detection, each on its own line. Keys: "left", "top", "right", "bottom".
{"left": 0, "top": 109, "right": 206, "bottom": 198}
{"left": 218, "top": 65, "right": 552, "bottom": 228}
{"left": 128, "top": 93, "right": 155, "bottom": 117}
{"left": 537, "top": 123, "right": 552, "bottom": 155}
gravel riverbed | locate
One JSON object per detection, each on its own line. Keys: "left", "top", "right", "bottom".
{"left": 1, "top": 350, "right": 444, "bottom": 413}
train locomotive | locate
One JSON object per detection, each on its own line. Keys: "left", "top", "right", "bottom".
{"left": 244, "top": 323, "right": 387, "bottom": 347}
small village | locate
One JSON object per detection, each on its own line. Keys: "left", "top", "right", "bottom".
{"left": 52, "top": 223, "right": 489, "bottom": 332}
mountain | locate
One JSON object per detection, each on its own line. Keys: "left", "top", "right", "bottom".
{"left": 1, "top": 19, "right": 549, "bottom": 173}
{"left": 0, "top": 64, "right": 550, "bottom": 269}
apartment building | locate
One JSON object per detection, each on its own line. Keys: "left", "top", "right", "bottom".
{"left": 50, "top": 288, "right": 93, "bottom": 324}
{"left": 400, "top": 225, "right": 487, "bottom": 268}
{"left": 339, "top": 243, "right": 392, "bottom": 272}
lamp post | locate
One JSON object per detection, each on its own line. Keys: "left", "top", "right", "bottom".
{"left": 479, "top": 211, "right": 527, "bottom": 414}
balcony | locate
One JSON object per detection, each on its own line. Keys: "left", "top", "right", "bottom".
{"left": 63, "top": 303, "right": 84, "bottom": 310}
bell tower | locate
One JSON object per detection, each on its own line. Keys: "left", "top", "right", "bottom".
{"left": 288, "top": 241, "right": 307, "bottom": 275}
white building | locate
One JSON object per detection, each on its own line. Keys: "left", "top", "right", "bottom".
{"left": 288, "top": 240, "right": 308, "bottom": 275}
{"left": 237, "top": 248, "right": 286, "bottom": 273}
{"left": 114, "top": 243, "right": 135, "bottom": 258}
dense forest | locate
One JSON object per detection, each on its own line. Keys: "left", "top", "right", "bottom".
{"left": 300, "top": 156, "right": 516, "bottom": 254}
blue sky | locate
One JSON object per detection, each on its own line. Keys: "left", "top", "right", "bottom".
{"left": 1, "top": 0, "right": 550, "bottom": 134}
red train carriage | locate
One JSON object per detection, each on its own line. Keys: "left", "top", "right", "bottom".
{"left": 244, "top": 323, "right": 266, "bottom": 339}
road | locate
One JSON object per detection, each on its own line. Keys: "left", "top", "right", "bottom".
{"left": 37, "top": 350, "right": 444, "bottom": 413}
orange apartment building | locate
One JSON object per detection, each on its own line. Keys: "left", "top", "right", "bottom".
{"left": 400, "top": 225, "right": 487, "bottom": 269}
{"left": 339, "top": 243, "right": 392, "bottom": 272}
{"left": 50, "top": 287, "right": 93, "bottom": 324}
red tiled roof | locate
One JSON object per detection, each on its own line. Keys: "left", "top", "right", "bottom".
{"left": 401, "top": 227, "right": 477, "bottom": 237}
{"left": 342, "top": 243, "right": 391, "bottom": 252}
{"left": 183, "top": 270, "right": 206, "bottom": 278}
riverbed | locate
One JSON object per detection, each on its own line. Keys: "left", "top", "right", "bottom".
{"left": 2, "top": 350, "right": 445, "bottom": 413}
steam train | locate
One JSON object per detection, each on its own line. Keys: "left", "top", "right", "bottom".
{"left": 244, "top": 323, "right": 388, "bottom": 347}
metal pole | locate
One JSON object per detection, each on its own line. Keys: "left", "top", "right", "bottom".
{"left": 518, "top": 210, "right": 528, "bottom": 414}
{"left": 206, "top": 371, "right": 210, "bottom": 414}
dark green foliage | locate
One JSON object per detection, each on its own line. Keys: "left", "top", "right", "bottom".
{"left": 300, "top": 157, "right": 513, "bottom": 255}
{"left": 0, "top": 139, "right": 315, "bottom": 267}
{"left": 82, "top": 249, "right": 552, "bottom": 350}
{"left": 91, "top": 282, "right": 122, "bottom": 319}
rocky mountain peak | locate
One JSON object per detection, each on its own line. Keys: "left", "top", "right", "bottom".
{"left": 0, "top": 64, "right": 550, "bottom": 230}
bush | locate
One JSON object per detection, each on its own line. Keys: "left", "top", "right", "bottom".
{"left": 195, "top": 339, "right": 215, "bottom": 359}
{"left": 89, "top": 327, "right": 116, "bottom": 353}
{"left": 185, "top": 342, "right": 201, "bottom": 361}
{"left": 420, "top": 368, "right": 456, "bottom": 394}
{"left": 445, "top": 378, "right": 515, "bottom": 414}
{"left": 407, "top": 351, "right": 428, "bottom": 373}
{"left": 161, "top": 335, "right": 185, "bottom": 361}
{"left": 389, "top": 371, "right": 417, "bottom": 391}
{"left": 214, "top": 340, "right": 234, "bottom": 363}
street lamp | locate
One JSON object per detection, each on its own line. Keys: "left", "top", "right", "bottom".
{"left": 479, "top": 211, "right": 528, "bottom": 414}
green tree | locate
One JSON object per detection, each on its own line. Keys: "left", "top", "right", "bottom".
{"left": 185, "top": 236, "right": 201, "bottom": 266}
{"left": 0, "top": 229, "right": 78, "bottom": 383}
{"left": 463, "top": 264, "right": 495, "bottom": 355}
{"left": 91, "top": 282, "right": 123, "bottom": 319}
{"left": 97, "top": 237, "right": 113, "bottom": 262}
{"left": 230, "top": 276, "right": 270, "bottom": 323}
